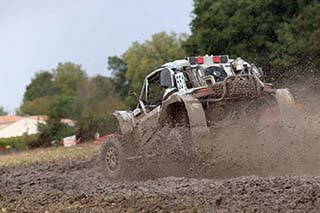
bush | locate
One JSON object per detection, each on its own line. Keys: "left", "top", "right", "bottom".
{"left": 35, "top": 118, "right": 76, "bottom": 148}
{"left": 0, "top": 134, "right": 39, "bottom": 151}
{"left": 76, "top": 115, "right": 119, "bottom": 141}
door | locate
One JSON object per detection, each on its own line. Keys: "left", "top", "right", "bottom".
{"left": 136, "top": 70, "right": 166, "bottom": 143}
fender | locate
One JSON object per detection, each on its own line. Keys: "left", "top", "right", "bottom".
{"left": 161, "top": 93, "right": 209, "bottom": 137}
{"left": 113, "top": 111, "right": 136, "bottom": 135}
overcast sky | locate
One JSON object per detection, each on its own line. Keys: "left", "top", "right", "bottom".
{"left": 1, "top": 0, "right": 193, "bottom": 112}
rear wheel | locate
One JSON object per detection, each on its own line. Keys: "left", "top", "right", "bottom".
{"left": 100, "top": 136, "right": 125, "bottom": 180}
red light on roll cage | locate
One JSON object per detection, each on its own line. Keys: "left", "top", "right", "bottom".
{"left": 213, "top": 56, "right": 221, "bottom": 63}
{"left": 197, "top": 56, "right": 204, "bottom": 64}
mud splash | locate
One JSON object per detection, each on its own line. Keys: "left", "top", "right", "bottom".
{"left": 1, "top": 116, "right": 320, "bottom": 211}
{"left": 1, "top": 157, "right": 320, "bottom": 212}
{"left": 135, "top": 102, "right": 320, "bottom": 179}
{"left": 170, "top": 77, "right": 320, "bottom": 179}
{"left": 198, "top": 113, "right": 320, "bottom": 178}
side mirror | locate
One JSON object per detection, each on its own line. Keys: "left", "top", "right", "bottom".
{"left": 160, "top": 69, "right": 173, "bottom": 89}
{"left": 258, "top": 67, "right": 264, "bottom": 77}
{"left": 129, "top": 90, "right": 147, "bottom": 115}
{"left": 129, "top": 90, "right": 139, "bottom": 102}
{"left": 251, "top": 64, "right": 264, "bottom": 78}
{"left": 129, "top": 90, "right": 138, "bottom": 98}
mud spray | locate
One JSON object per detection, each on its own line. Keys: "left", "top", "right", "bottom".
{"left": 134, "top": 77, "right": 320, "bottom": 180}
{"left": 192, "top": 77, "right": 320, "bottom": 179}
{"left": 198, "top": 111, "right": 320, "bottom": 178}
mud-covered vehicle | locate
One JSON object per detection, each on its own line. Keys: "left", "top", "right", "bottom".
{"left": 100, "top": 55, "right": 296, "bottom": 180}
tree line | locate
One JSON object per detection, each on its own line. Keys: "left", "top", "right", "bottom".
{"left": 16, "top": 0, "right": 319, "bottom": 146}
{"left": 186, "top": 0, "right": 320, "bottom": 79}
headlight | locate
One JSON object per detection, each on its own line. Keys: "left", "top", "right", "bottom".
{"left": 252, "top": 64, "right": 264, "bottom": 78}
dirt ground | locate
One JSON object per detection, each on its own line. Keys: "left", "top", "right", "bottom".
{"left": 1, "top": 155, "right": 320, "bottom": 212}
{"left": 1, "top": 79, "right": 320, "bottom": 212}
{"left": 1, "top": 115, "right": 320, "bottom": 212}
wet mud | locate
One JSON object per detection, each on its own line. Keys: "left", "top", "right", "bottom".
{"left": 2, "top": 156, "right": 320, "bottom": 212}
{"left": 1, "top": 111, "right": 320, "bottom": 212}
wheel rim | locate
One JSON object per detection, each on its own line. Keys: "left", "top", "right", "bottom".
{"left": 105, "top": 147, "right": 119, "bottom": 171}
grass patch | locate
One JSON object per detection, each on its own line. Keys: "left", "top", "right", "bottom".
{"left": 0, "top": 142, "right": 100, "bottom": 167}
{"left": 0, "top": 134, "right": 38, "bottom": 151}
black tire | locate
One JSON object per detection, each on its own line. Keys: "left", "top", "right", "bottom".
{"left": 100, "top": 136, "right": 125, "bottom": 180}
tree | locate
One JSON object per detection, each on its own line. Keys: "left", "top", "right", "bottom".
{"left": 108, "top": 56, "right": 129, "bottom": 99}
{"left": 36, "top": 96, "right": 76, "bottom": 147}
{"left": 23, "top": 71, "right": 54, "bottom": 102}
{"left": 76, "top": 76, "right": 126, "bottom": 141}
{"left": 19, "top": 96, "right": 55, "bottom": 116}
{"left": 21, "top": 61, "right": 126, "bottom": 145}
{"left": 124, "top": 32, "right": 188, "bottom": 92}
{"left": 186, "top": 0, "right": 320, "bottom": 78}
{"left": 76, "top": 98, "right": 126, "bottom": 141}
{"left": 20, "top": 62, "right": 88, "bottom": 117}
{"left": 53, "top": 62, "right": 87, "bottom": 97}
{"left": 88, "top": 75, "right": 115, "bottom": 99}
{"left": 270, "top": 2, "right": 320, "bottom": 73}
{"left": 0, "top": 106, "right": 8, "bottom": 116}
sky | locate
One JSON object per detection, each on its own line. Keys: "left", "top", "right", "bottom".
{"left": 0, "top": 0, "right": 193, "bottom": 112}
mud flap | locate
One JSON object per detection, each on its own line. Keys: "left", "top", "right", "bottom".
{"left": 274, "top": 89, "right": 296, "bottom": 119}
{"left": 180, "top": 95, "right": 210, "bottom": 141}
{"left": 274, "top": 89, "right": 298, "bottom": 129}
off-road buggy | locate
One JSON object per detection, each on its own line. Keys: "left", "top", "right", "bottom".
{"left": 100, "top": 55, "right": 296, "bottom": 180}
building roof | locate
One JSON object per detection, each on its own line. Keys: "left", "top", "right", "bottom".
{"left": 0, "top": 115, "right": 75, "bottom": 139}
{"left": 0, "top": 115, "right": 22, "bottom": 124}
{"left": 0, "top": 115, "right": 74, "bottom": 125}
{"left": 27, "top": 116, "right": 74, "bottom": 125}
{"left": 0, "top": 118, "right": 43, "bottom": 138}
{"left": 27, "top": 116, "right": 47, "bottom": 121}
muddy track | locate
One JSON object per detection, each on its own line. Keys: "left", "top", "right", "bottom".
{"left": 1, "top": 81, "right": 319, "bottom": 212}
{"left": 1, "top": 155, "right": 320, "bottom": 212}
{"left": 1, "top": 119, "right": 320, "bottom": 211}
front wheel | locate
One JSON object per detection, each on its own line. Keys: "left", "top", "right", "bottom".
{"left": 100, "top": 136, "right": 125, "bottom": 180}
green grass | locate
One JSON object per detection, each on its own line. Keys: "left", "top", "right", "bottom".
{"left": 0, "top": 142, "right": 100, "bottom": 167}
{"left": 0, "top": 134, "right": 39, "bottom": 151}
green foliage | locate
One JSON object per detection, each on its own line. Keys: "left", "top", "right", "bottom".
{"left": 76, "top": 79, "right": 126, "bottom": 141}
{"left": 23, "top": 71, "right": 54, "bottom": 102}
{"left": 53, "top": 95, "right": 79, "bottom": 119}
{"left": 53, "top": 62, "right": 87, "bottom": 96}
{"left": 20, "top": 62, "right": 87, "bottom": 118}
{"left": 35, "top": 96, "right": 77, "bottom": 147}
{"left": 270, "top": 2, "right": 320, "bottom": 73}
{"left": 20, "top": 62, "right": 85, "bottom": 146}
{"left": 187, "top": 0, "right": 320, "bottom": 77}
{"left": 77, "top": 114, "right": 118, "bottom": 141}
{"left": 107, "top": 32, "right": 187, "bottom": 109}
{"left": 124, "top": 32, "right": 188, "bottom": 92}
{"left": 88, "top": 75, "right": 115, "bottom": 99}
{"left": 0, "top": 106, "right": 8, "bottom": 116}
{"left": 0, "top": 134, "right": 39, "bottom": 151}
{"left": 21, "top": 61, "right": 127, "bottom": 144}
{"left": 36, "top": 119, "right": 75, "bottom": 147}
{"left": 108, "top": 56, "right": 130, "bottom": 98}
{"left": 19, "top": 96, "right": 55, "bottom": 116}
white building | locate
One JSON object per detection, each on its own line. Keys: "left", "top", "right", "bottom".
{"left": 0, "top": 116, "right": 74, "bottom": 139}
{"left": 0, "top": 117, "right": 44, "bottom": 138}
